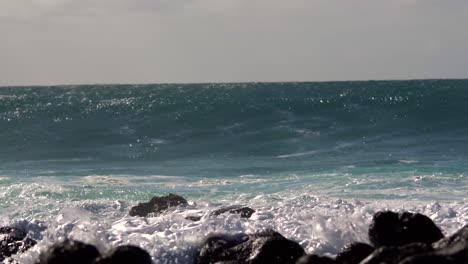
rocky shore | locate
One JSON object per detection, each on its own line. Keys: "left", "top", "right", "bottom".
{"left": 1, "top": 194, "right": 467, "bottom": 264}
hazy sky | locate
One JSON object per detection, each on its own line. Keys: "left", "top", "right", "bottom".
{"left": 1, "top": 0, "right": 468, "bottom": 85}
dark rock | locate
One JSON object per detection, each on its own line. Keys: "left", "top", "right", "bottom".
{"left": 185, "top": 216, "right": 202, "bottom": 221}
{"left": 398, "top": 225, "right": 468, "bottom": 264}
{"left": 399, "top": 254, "right": 460, "bottom": 264}
{"left": 432, "top": 225, "right": 468, "bottom": 250}
{"left": 362, "top": 225, "right": 468, "bottom": 264}
{"left": 196, "top": 233, "right": 249, "bottom": 263}
{"left": 249, "top": 230, "right": 306, "bottom": 264}
{"left": 335, "top": 242, "right": 374, "bottom": 264}
{"left": 368, "top": 211, "right": 444, "bottom": 247}
{"left": 37, "top": 239, "right": 100, "bottom": 264}
{"left": 186, "top": 206, "right": 255, "bottom": 221}
{"left": 360, "top": 243, "right": 432, "bottom": 264}
{"left": 295, "top": 255, "right": 337, "bottom": 264}
{"left": 0, "top": 227, "right": 37, "bottom": 261}
{"left": 129, "top": 193, "right": 188, "bottom": 217}
{"left": 211, "top": 206, "right": 255, "bottom": 219}
{"left": 96, "top": 245, "right": 152, "bottom": 264}
{"left": 195, "top": 229, "right": 305, "bottom": 264}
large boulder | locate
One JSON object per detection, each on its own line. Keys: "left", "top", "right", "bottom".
{"left": 360, "top": 224, "right": 468, "bottom": 264}
{"left": 36, "top": 239, "right": 100, "bottom": 264}
{"left": 96, "top": 245, "right": 152, "bottom": 264}
{"left": 335, "top": 242, "right": 375, "bottom": 264}
{"left": 399, "top": 225, "right": 468, "bottom": 264}
{"left": 368, "top": 211, "right": 444, "bottom": 247}
{"left": 360, "top": 243, "right": 432, "bottom": 264}
{"left": 195, "top": 229, "right": 305, "bottom": 264}
{"left": 0, "top": 227, "right": 36, "bottom": 261}
{"left": 129, "top": 194, "right": 188, "bottom": 217}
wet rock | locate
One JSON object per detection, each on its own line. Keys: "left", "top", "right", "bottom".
{"left": 129, "top": 193, "right": 188, "bottom": 217}
{"left": 398, "top": 225, "right": 468, "bottom": 264}
{"left": 295, "top": 255, "right": 338, "bottom": 264}
{"left": 196, "top": 233, "right": 249, "bottom": 263}
{"left": 0, "top": 227, "right": 37, "bottom": 261}
{"left": 358, "top": 224, "right": 468, "bottom": 264}
{"left": 399, "top": 254, "right": 460, "bottom": 264}
{"left": 185, "top": 206, "right": 255, "bottom": 221}
{"left": 335, "top": 242, "right": 374, "bottom": 264}
{"left": 185, "top": 215, "right": 202, "bottom": 221}
{"left": 360, "top": 243, "right": 432, "bottom": 264}
{"left": 368, "top": 211, "right": 444, "bottom": 247}
{"left": 211, "top": 206, "right": 255, "bottom": 219}
{"left": 37, "top": 239, "right": 100, "bottom": 264}
{"left": 96, "top": 245, "right": 152, "bottom": 264}
{"left": 195, "top": 229, "right": 305, "bottom": 264}
{"left": 432, "top": 225, "right": 468, "bottom": 250}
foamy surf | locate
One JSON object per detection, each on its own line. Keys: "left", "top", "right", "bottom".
{"left": 1, "top": 81, "right": 467, "bottom": 262}
{"left": 3, "top": 191, "right": 466, "bottom": 264}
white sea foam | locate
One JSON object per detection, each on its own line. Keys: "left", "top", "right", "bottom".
{"left": 277, "top": 150, "right": 318, "bottom": 158}
{"left": 1, "top": 184, "right": 466, "bottom": 264}
{"left": 83, "top": 176, "right": 129, "bottom": 185}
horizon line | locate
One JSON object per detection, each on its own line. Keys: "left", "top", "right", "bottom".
{"left": 1, "top": 77, "right": 467, "bottom": 88}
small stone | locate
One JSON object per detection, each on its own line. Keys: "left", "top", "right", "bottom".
{"left": 211, "top": 206, "right": 256, "bottom": 218}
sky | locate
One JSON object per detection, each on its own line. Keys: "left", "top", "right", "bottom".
{"left": 1, "top": 0, "right": 468, "bottom": 86}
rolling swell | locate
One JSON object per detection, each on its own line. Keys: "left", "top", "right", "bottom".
{"left": 1, "top": 80, "right": 467, "bottom": 171}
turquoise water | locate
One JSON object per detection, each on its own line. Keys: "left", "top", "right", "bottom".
{"left": 0, "top": 80, "right": 467, "bottom": 263}
{"left": 1, "top": 80, "right": 467, "bottom": 201}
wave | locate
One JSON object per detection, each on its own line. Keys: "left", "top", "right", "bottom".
{"left": 1, "top": 80, "right": 468, "bottom": 173}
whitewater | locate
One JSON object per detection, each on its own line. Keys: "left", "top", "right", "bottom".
{"left": 0, "top": 80, "right": 467, "bottom": 263}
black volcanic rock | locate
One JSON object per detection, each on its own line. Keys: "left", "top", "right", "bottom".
{"left": 360, "top": 243, "right": 432, "bottom": 264}
{"left": 37, "top": 239, "right": 100, "bottom": 264}
{"left": 0, "top": 227, "right": 36, "bottom": 261}
{"left": 335, "top": 242, "right": 374, "bottom": 264}
{"left": 432, "top": 225, "right": 468, "bottom": 250}
{"left": 211, "top": 206, "right": 255, "bottom": 218}
{"left": 195, "top": 229, "right": 305, "bottom": 264}
{"left": 398, "top": 254, "right": 459, "bottom": 264}
{"left": 96, "top": 245, "right": 152, "bottom": 264}
{"left": 129, "top": 193, "right": 188, "bottom": 217}
{"left": 398, "top": 225, "right": 468, "bottom": 264}
{"left": 368, "top": 211, "right": 444, "bottom": 247}
{"left": 361, "top": 224, "right": 468, "bottom": 264}
{"left": 295, "top": 255, "right": 338, "bottom": 264}
{"left": 186, "top": 206, "right": 255, "bottom": 221}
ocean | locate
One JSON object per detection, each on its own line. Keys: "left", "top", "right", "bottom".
{"left": 0, "top": 80, "right": 467, "bottom": 263}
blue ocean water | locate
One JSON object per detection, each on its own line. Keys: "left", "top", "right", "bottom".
{"left": 0, "top": 80, "right": 467, "bottom": 263}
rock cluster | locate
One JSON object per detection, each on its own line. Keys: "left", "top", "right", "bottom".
{"left": 129, "top": 194, "right": 257, "bottom": 220}
{"left": 192, "top": 210, "right": 467, "bottom": 264}
{"left": 288, "top": 210, "right": 467, "bottom": 264}
{"left": 1, "top": 194, "right": 467, "bottom": 264}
